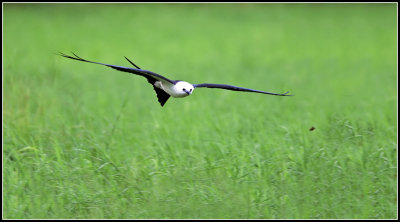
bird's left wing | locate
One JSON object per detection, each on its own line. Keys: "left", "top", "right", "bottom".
{"left": 193, "top": 83, "right": 293, "bottom": 96}
{"left": 58, "top": 52, "right": 175, "bottom": 84}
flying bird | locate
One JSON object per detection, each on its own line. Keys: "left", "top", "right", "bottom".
{"left": 58, "top": 52, "right": 293, "bottom": 106}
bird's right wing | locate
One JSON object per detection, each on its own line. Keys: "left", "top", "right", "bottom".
{"left": 58, "top": 52, "right": 175, "bottom": 84}
{"left": 193, "top": 83, "right": 293, "bottom": 96}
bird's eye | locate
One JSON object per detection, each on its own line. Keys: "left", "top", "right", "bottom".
{"left": 183, "top": 88, "right": 186, "bottom": 91}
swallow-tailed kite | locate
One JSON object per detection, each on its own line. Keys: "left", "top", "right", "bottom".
{"left": 58, "top": 52, "right": 293, "bottom": 106}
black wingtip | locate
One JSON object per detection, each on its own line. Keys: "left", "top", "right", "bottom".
{"left": 55, "top": 51, "right": 68, "bottom": 57}
{"left": 281, "top": 91, "right": 294, "bottom": 96}
{"left": 57, "top": 51, "right": 80, "bottom": 60}
{"left": 57, "top": 52, "right": 94, "bottom": 64}
{"left": 71, "top": 51, "right": 83, "bottom": 59}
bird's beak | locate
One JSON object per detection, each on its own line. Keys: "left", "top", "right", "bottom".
{"left": 183, "top": 89, "right": 191, "bottom": 95}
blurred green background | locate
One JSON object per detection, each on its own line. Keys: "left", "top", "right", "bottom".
{"left": 3, "top": 3, "right": 397, "bottom": 219}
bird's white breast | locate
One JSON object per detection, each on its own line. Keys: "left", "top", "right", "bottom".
{"left": 156, "top": 80, "right": 194, "bottom": 98}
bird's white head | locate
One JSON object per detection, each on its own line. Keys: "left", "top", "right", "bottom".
{"left": 174, "top": 81, "right": 194, "bottom": 97}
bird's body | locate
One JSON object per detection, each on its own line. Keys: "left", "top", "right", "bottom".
{"left": 155, "top": 80, "right": 193, "bottom": 98}
{"left": 58, "top": 52, "right": 292, "bottom": 106}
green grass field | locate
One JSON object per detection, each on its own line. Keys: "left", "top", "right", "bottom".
{"left": 3, "top": 3, "right": 397, "bottom": 219}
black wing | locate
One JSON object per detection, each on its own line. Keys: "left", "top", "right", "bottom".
{"left": 58, "top": 52, "right": 174, "bottom": 106}
{"left": 58, "top": 52, "right": 175, "bottom": 84}
{"left": 151, "top": 86, "right": 170, "bottom": 107}
{"left": 193, "top": 83, "right": 293, "bottom": 96}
